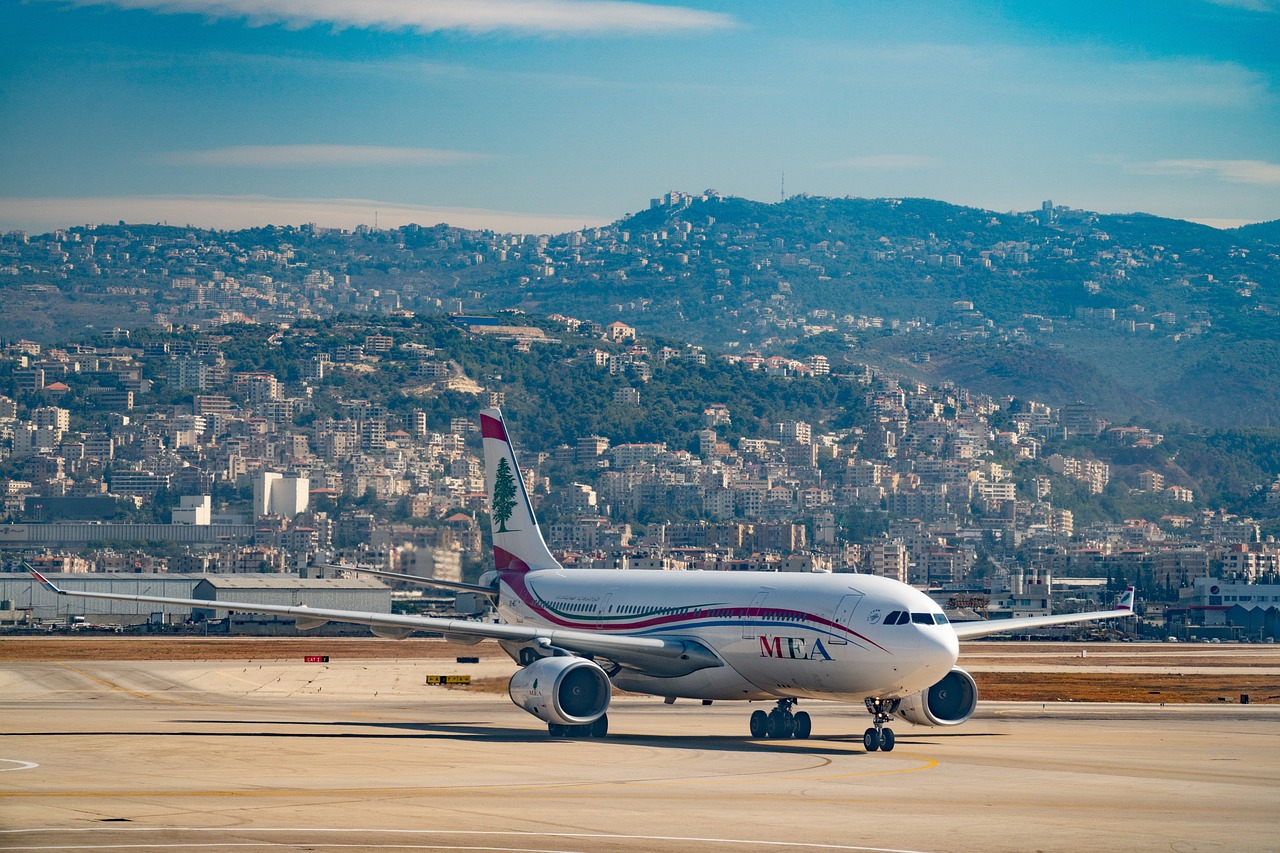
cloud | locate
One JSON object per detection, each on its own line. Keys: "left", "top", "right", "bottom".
{"left": 1201, "top": 0, "right": 1279, "bottom": 12}
{"left": 66, "top": 0, "right": 737, "bottom": 35}
{"left": 0, "top": 195, "right": 609, "bottom": 235}
{"left": 816, "top": 43, "right": 1266, "bottom": 109}
{"left": 159, "top": 145, "right": 488, "bottom": 168}
{"left": 1133, "top": 159, "right": 1280, "bottom": 185}
{"left": 828, "top": 155, "right": 938, "bottom": 170}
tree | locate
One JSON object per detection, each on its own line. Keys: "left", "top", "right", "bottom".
{"left": 492, "top": 457, "right": 517, "bottom": 533}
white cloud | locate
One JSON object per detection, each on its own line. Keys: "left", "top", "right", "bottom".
{"left": 160, "top": 145, "right": 488, "bottom": 168}
{"left": 1134, "top": 159, "right": 1280, "bottom": 185}
{"left": 828, "top": 155, "right": 938, "bottom": 170}
{"left": 816, "top": 42, "right": 1266, "bottom": 108}
{"left": 1201, "top": 0, "right": 1279, "bottom": 12}
{"left": 0, "top": 195, "right": 609, "bottom": 235}
{"left": 67, "top": 0, "right": 736, "bottom": 35}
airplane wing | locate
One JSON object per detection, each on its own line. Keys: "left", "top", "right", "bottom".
{"left": 26, "top": 568, "right": 720, "bottom": 677}
{"left": 320, "top": 564, "right": 498, "bottom": 598}
{"left": 950, "top": 587, "right": 1136, "bottom": 640}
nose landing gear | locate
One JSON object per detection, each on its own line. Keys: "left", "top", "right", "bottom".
{"left": 749, "top": 699, "right": 811, "bottom": 740}
{"left": 863, "top": 697, "right": 899, "bottom": 752}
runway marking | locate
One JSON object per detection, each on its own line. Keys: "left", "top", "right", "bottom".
{"left": 0, "top": 756, "right": 936, "bottom": 799}
{"left": 0, "top": 790, "right": 1205, "bottom": 813}
{"left": 56, "top": 664, "right": 204, "bottom": 707}
{"left": 0, "top": 759, "right": 38, "bottom": 771}
{"left": 0, "top": 827, "right": 940, "bottom": 853}
{"left": 664, "top": 756, "right": 937, "bottom": 786}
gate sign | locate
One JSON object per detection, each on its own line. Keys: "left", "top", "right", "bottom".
{"left": 304, "top": 655, "right": 329, "bottom": 663}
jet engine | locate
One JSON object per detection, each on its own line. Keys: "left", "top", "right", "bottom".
{"left": 895, "top": 667, "right": 978, "bottom": 727}
{"left": 508, "top": 655, "right": 611, "bottom": 727}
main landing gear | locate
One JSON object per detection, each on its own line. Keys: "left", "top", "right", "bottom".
{"left": 863, "top": 698, "right": 899, "bottom": 752}
{"left": 749, "top": 699, "right": 811, "bottom": 740}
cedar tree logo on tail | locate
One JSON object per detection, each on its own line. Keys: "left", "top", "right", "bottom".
{"left": 492, "top": 456, "right": 518, "bottom": 533}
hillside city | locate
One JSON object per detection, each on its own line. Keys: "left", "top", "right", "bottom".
{"left": 4, "top": 191, "right": 1278, "bottom": 428}
{"left": 1, "top": 193, "right": 1279, "bottom": 640}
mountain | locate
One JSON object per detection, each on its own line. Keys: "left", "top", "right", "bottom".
{"left": 2, "top": 192, "right": 1277, "bottom": 427}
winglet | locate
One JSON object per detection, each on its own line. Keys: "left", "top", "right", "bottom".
{"left": 1117, "top": 586, "right": 1135, "bottom": 612}
{"left": 26, "top": 564, "right": 63, "bottom": 595}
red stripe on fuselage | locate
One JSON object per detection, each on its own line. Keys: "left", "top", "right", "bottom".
{"left": 498, "top": 570, "right": 889, "bottom": 652}
{"left": 480, "top": 414, "right": 507, "bottom": 441}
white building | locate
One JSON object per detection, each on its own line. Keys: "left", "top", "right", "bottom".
{"left": 172, "top": 495, "right": 211, "bottom": 525}
{"left": 254, "top": 472, "right": 309, "bottom": 519}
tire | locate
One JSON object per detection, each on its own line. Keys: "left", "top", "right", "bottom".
{"left": 767, "top": 709, "right": 786, "bottom": 739}
{"left": 749, "top": 709, "right": 768, "bottom": 738}
{"left": 880, "top": 728, "right": 896, "bottom": 752}
{"left": 548, "top": 723, "right": 565, "bottom": 738}
{"left": 590, "top": 714, "right": 609, "bottom": 738}
{"left": 863, "top": 727, "right": 880, "bottom": 752}
{"left": 793, "top": 711, "right": 812, "bottom": 740}
{"left": 782, "top": 714, "right": 796, "bottom": 738}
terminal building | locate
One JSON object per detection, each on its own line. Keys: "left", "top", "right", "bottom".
{"left": 0, "top": 573, "right": 391, "bottom": 634}
{"left": 1165, "top": 577, "right": 1280, "bottom": 641}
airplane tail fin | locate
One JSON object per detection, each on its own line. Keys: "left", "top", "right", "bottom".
{"left": 480, "top": 408, "right": 561, "bottom": 574}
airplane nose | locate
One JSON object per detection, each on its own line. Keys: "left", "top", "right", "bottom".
{"left": 921, "top": 626, "right": 959, "bottom": 674}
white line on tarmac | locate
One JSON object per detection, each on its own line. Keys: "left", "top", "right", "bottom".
{"left": 0, "top": 827, "right": 937, "bottom": 853}
{"left": 0, "top": 759, "right": 38, "bottom": 771}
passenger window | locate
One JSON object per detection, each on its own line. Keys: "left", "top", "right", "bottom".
{"left": 911, "top": 612, "right": 932, "bottom": 625}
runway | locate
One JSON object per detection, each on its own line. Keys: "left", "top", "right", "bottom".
{"left": 2, "top": 656, "right": 1278, "bottom": 852}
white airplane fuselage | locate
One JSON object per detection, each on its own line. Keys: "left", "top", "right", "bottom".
{"left": 495, "top": 567, "right": 960, "bottom": 703}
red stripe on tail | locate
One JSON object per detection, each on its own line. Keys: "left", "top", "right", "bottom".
{"left": 493, "top": 546, "right": 531, "bottom": 573}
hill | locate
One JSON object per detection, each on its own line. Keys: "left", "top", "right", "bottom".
{"left": 2, "top": 191, "right": 1277, "bottom": 427}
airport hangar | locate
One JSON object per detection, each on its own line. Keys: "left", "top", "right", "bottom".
{"left": 0, "top": 573, "right": 390, "bottom": 633}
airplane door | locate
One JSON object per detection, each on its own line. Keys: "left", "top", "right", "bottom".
{"left": 827, "top": 592, "right": 864, "bottom": 644}
{"left": 598, "top": 590, "right": 615, "bottom": 619}
{"left": 742, "top": 588, "right": 773, "bottom": 639}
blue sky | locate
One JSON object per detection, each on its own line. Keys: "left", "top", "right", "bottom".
{"left": 1, "top": 0, "right": 1278, "bottom": 233}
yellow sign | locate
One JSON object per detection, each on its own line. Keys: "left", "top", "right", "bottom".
{"left": 425, "top": 675, "right": 471, "bottom": 685}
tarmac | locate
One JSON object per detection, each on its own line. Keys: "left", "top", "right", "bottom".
{"left": 2, "top": 655, "right": 1278, "bottom": 853}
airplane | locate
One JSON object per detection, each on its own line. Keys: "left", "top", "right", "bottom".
{"left": 28, "top": 407, "right": 1136, "bottom": 751}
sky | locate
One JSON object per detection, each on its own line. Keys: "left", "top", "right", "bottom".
{"left": 1, "top": 0, "right": 1278, "bottom": 234}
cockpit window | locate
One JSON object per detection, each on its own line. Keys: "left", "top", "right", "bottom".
{"left": 934, "top": 613, "right": 949, "bottom": 624}
{"left": 884, "top": 610, "right": 904, "bottom": 625}
{"left": 911, "top": 612, "right": 934, "bottom": 625}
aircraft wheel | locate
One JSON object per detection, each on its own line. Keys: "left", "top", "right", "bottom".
{"left": 590, "top": 714, "right": 609, "bottom": 738}
{"left": 749, "top": 709, "right": 768, "bottom": 738}
{"left": 767, "top": 709, "right": 787, "bottom": 738}
{"left": 793, "top": 711, "right": 812, "bottom": 740}
{"left": 548, "top": 723, "right": 566, "bottom": 738}
{"left": 782, "top": 713, "right": 796, "bottom": 738}
{"left": 880, "top": 728, "right": 896, "bottom": 752}
{"left": 863, "top": 727, "right": 880, "bottom": 752}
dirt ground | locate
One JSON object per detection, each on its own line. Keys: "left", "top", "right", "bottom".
{"left": 2, "top": 635, "right": 1278, "bottom": 703}
{"left": 0, "top": 635, "right": 476, "bottom": 662}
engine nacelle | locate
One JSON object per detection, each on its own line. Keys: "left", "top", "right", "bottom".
{"left": 895, "top": 667, "right": 978, "bottom": 727}
{"left": 508, "top": 655, "right": 611, "bottom": 727}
